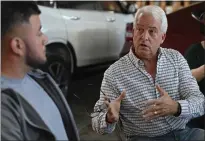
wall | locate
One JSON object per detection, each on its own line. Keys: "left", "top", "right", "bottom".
{"left": 162, "top": 2, "right": 205, "bottom": 55}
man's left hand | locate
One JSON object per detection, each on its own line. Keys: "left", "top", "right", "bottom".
{"left": 142, "top": 85, "right": 179, "bottom": 121}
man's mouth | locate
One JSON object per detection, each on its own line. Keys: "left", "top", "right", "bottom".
{"left": 140, "top": 43, "right": 149, "bottom": 48}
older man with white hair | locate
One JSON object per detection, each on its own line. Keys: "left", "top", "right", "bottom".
{"left": 91, "top": 5, "right": 204, "bottom": 141}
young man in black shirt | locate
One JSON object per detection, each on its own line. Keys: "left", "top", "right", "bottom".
{"left": 185, "top": 41, "right": 205, "bottom": 94}
{"left": 184, "top": 10, "right": 205, "bottom": 129}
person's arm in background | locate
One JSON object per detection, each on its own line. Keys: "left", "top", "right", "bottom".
{"left": 191, "top": 65, "right": 205, "bottom": 82}
{"left": 177, "top": 51, "right": 204, "bottom": 119}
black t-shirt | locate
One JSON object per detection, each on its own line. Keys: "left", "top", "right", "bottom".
{"left": 184, "top": 42, "right": 205, "bottom": 95}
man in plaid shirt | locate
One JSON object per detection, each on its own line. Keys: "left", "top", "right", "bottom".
{"left": 92, "top": 5, "right": 204, "bottom": 141}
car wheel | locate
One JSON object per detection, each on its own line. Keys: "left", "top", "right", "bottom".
{"left": 41, "top": 46, "right": 73, "bottom": 97}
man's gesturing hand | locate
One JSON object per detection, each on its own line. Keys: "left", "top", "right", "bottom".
{"left": 142, "top": 85, "right": 179, "bottom": 121}
{"left": 105, "top": 90, "right": 126, "bottom": 123}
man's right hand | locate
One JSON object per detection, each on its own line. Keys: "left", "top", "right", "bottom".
{"left": 104, "top": 90, "right": 126, "bottom": 123}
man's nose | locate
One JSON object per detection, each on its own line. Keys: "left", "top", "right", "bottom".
{"left": 43, "top": 34, "right": 48, "bottom": 45}
{"left": 141, "top": 31, "right": 149, "bottom": 41}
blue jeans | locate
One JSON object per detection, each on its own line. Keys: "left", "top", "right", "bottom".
{"left": 130, "top": 127, "right": 204, "bottom": 141}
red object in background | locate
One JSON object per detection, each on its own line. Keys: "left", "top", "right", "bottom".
{"left": 125, "top": 22, "right": 133, "bottom": 42}
{"left": 121, "top": 2, "right": 204, "bottom": 57}
{"left": 120, "top": 23, "right": 133, "bottom": 57}
{"left": 162, "top": 2, "right": 205, "bottom": 55}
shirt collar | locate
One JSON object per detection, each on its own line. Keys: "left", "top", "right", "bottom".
{"left": 128, "top": 46, "right": 163, "bottom": 67}
{"left": 1, "top": 75, "right": 26, "bottom": 87}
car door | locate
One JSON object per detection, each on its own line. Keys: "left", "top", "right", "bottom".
{"left": 100, "top": 1, "right": 134, "bottom": 60}
{"left": 57, "top": 1, "right": 109, "bottom": 66}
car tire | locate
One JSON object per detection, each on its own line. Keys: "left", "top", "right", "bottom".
{"left": 41, "top": 44, "right": 73, "bottom": 97}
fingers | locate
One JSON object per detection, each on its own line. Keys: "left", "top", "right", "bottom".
{"left": 142, "top": 104, "right": 163, "bottom": 115}
{"left": 104, "top": 100, "right": 110, "bottom": 107}
{"left": 156, "top": 84, "right": 164, "bottom": 96}
{"left": 142, "top": 108, "right": 166, "bottom": 121}
{"left": 142, "top": 110, "right": 155, "bottom": 120}
{"left": 102, "top": 89, "right": 126, "bottom": 123}
{"left": 156, "top": 85, "right": 168, "bottom": 97}
{"left": 104, "top": 90, "right": 126, "bottom": 123}
{"left": 146, "top": 99, "right": 161, "bottom": 106}
{"left": 104, "top": 96, "right": 109, "bottom": 101}
{"left": 106, "top": 111, "right": 119, "bottom": 123}
{"left": 150, "top": 112, "right": 165, "bottom": 120}
{"left": 106, "top": 102, "right": 120, "bottom": 123}
{"left": 116, "top": 90, "right": 126, "bottom": 102}
{"left": 101, "top": 89, "right": 126, "bottom": 103}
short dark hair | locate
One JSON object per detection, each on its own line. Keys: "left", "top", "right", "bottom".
{"left": 1, "top": 1, "right": 41, "bottom": 38}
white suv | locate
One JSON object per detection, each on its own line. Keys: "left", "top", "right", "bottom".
{"left": 37, "top": 1, "right": 135, "bottom": 95}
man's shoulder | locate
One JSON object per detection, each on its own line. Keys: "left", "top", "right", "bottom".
{"left": 1, "top": 88, "right": 41, "bottom": 120}
{"left": 1, "top": 89, "right": 25, "bottom": 140}
{"left": 161, "top": 47, "right": 182, "bottom": 60}
{"left": 1, "top": 88, "right": 21, "bottom": 110}
{"left": 161, "top": 47, "right": 180, "bottom": 55}
{"left": 105, "top": 55, "right": 128, "bottom": 75}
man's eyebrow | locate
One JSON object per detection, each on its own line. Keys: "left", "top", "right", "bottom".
{"left": 149, "top": 26, "right": 157, "bottom": 29}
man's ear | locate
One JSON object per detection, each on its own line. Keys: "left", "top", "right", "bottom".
{"left": 161, "top": 33, "right": 166, "bottom": 44}
{"left": 10, "top": 37, "right": 25, "bottom": 56}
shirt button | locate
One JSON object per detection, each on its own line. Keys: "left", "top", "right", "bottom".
{"left": 139, "top": 60, "right": 144, "bottom": 66}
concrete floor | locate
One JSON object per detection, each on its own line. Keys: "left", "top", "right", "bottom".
{"left": 67, "top": 69, "right": 122, "bottom": 141}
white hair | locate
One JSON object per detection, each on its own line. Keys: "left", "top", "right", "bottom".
{"left": 134, "top": 5, "right": 168, "bottom": 33}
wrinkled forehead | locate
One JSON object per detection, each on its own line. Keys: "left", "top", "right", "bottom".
{"left": 136, "top": 13, "right": 161, "bottom": 29}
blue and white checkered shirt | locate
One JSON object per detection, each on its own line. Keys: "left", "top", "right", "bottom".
{"left": 92, "top": 48, "right": 204, "bottom": 138}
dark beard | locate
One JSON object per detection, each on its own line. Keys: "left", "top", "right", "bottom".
{"left": 23, "top": 38, "right": 47, "bottom": 69}
{"left": 25, "top": 51, "right": 47, "bottom": 69}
